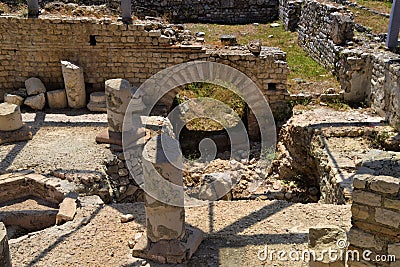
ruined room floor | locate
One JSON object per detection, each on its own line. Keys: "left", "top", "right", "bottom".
{"left": 8, "top": 198, "right": 351, "bottom": 267}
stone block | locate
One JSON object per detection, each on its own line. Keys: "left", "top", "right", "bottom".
{"left": 47, "top": 89, "right": 67, "bottom": 109}
{"left": 370, "top": 176, "right": 400, "bottom": 195}
{"left": 25, "top": 77, "right": 46, "bottom": 96}
{"left": 388, "top": 243, "right": 400, "bottom": 260}
{"left": 198, "top": 173, "right": 233, "bottom": 201}
{"left": 56, "top": 192, "right": 78, "bottom": 224}
{"left": 349, "top": 228, "right": 381, "bottom": 250}
{"left": 105, "top": 78, "right": 132, "bottom": 132}
{"left": 4, "top": 94, "right": 24, "bottom": 106}
{"left": 351, "top": 204, "right": 370, "bottom": 220}
{"left": 61, "top": 61, "right": 86, "bottom": 108}
{"left": 375, "top": 208, "right": 400, "bottom": 228}
{"left": 24, "top": 93, "right": 45, "bottom": 110}
{"left": 0, "top": 103, "right": 23, "bottom": 131}
{"left": 352, "top": 191, "right": 381, "bottom": 207}
{"left": 384, "top": 198, "right": 400, "bottom": 211}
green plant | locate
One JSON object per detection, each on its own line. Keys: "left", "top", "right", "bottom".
{"left": 326, "top": 98, "right": 350, "bottom": 110}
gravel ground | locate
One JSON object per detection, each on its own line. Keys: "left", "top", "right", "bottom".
{"left": 8, "top": 199, "right": 351, "bottom": 267}
{"left": 0, "top": 110, "right": 111, "bottom": 175}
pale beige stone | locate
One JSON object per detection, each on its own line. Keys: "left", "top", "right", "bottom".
{"left": 61, "top": 61, "right": 86, "bottom": 108}
{"left": 351, "top": 204, "right": 370, "bottom": 220}
{"left": 375, "top": 208, "right": 400, "bottom": 228}
{"left": 25, "top": 77, "right": 46, "bottom": 96}
{"left": 105, "top": 78, "right": 132, "bottom": 132}
{"left": 89, "top": 91, "right": 106, "bottom": 103}
{"left": 4, "top": 94, "right": 24, "bottom": 106}
{"left": 24, "top": 93, "right": 45, "bottom": 110}
{"left": 370, "top": 176, "right": 400, "bottom": 195}
{"left": 47, "top": 89, "right": 67, "bottom": 109}
{"left": 352, "top": 191, "right": 381, "bottom": 206}
{"left": 0, "top": 103, "right": 23, "bottom": 131}
{"left": 120, "top": 214, "right": 134, "bottom": 223}
{"left": 56, "top": 194, "right": 77, "bottom": 224}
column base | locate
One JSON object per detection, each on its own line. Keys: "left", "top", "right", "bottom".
{"left": 131, "top": 226, "right": 204, "bottom": 264}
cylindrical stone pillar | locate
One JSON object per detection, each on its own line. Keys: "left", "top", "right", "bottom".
{"left": 0, "top": 222, "right": 12, "bottom": 267}
{"left": 142, "top": 134, "right": 185, "bottom": 243}
{"left": 27, "top": 0, "right": 39, "bottom": 18}
{"left": 61, "top": 61, "right": 86, "bottom": 109}
{"left": 121, "top": 0, "right": 132, "bottom": 23}
{"left": 0, "top": 103, "right": 23, "bottom": 132}
{"left": 105, "top": 79, "right": 132, "bottom": 133}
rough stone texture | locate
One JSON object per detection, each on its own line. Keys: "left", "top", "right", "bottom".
{"left": 279, "top": 0, "right": 303, "bottom": 31}
{"left": 297, "top": 0, "right": 354, "bottom": 71}
{"left": 24, "top": 93, "right": 45, "bottom": 110}
{"left": 308, "top": 226, "right": 347, "bottom": 266}
{"left": 198, "top": 173, "right": 233, "bottom": 201}
{"left": 61, "top": 61, "right": 86, "bottom": 108}
{"left": 56, "top": 193, "right": 78, "bottom": 224}
{"left": 0, "top": 222, "right": 12, "bottom": 267}
{"left": 0, "top": 17, "right": 290, "bottom": 126}
{"left": 105, "top": 79, "right": 132, "bottom": 133}
{"left": 47, "top": 89, "right": 68, "bottom": 109}
{"left": 25, "top": 77, "right": 46, "bottom": 96}
{"left": 349, "top": 150, "right": 400, "bottom": 266}
{"left": 4, "top": 94, "right": 24, "bottom": 106}
{"left": 134, "top": 0, "right": 279, "bottom": 23}
{"left": 0, "top": 103, "right": 23, "bottom": 132}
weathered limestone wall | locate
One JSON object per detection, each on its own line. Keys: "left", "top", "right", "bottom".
{"left": 0, "top": 16, "right": 290, "bottom": 120}
{"left": 349, "top": 150, "right": 400, "bottom": 266}
{"left": 297, "top": 0, "right": 354, "bottom": 71}
{"left": 370, "top": 52, "right": 400, "bottom": 131}
{"left": 134, "top": 0, "right": 278, "bottom": 24}
{"left": 279, "top": 0, "right": 303, "bottom": 31}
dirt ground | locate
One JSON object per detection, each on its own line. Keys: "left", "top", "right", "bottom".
{"left": 8, "top": 198, "right": 351, "bottom": 267}
{"left": 0, "top": 110, "right": 111, "bottom": 175}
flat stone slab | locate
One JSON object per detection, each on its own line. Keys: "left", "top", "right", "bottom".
{"left": 0, "top": 124, "right": 32, "bottom": 145}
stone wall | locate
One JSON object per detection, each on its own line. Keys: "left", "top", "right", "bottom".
{"left": 349, "top": 150, "right": 400, "bottom": 266}
{"left": 0, "top": 16, "right": 290, "bottom": 121}
{"left": 279, "top": 0, "right": 303, "bottom": 31}
{"left": 297, "top": 0, "right": 354, "bottom": 71}
{"left": 133, "top": 0, "right": 278, "bottom": 24}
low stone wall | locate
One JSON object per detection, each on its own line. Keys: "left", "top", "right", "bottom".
{"left": 337, "top": 48, "right": 400, "bottom": 131}
{"left": 349, "top": 150, "right": 400, "bottom": 266}
{"left": 134, "top": 0, "right": 278, "bottom": 24}
{"left": 297, "top": 0, "right": 354, "bottom": 70}
{"left": 279, "top": 0, "right": 303, "bottom": 31}
{"left": 0, "top": 16, "right": 290, "bottom": 123}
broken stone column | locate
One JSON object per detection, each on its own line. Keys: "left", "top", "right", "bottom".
{"left": 47, "top": 89, "right": 67, "bottom": 109}
{"left": 61, "top": 61, "right": 86, "bottom": 108}
{"left": 131, "top": 134, "right": 203, "bottom": 264}
{"left": 0, "top": 222, "right": 12, "bottom": 267}
{"left": 308, "top": 226, "right": 347, "bottom": 267}
{"left": 27, "top": 0, "right": 39, "bottom": 18}
{"left": 0, "top": 103, "right": 23, "bottom": 132}
{"left": 87, "top": 92, "right": 106, "bottom": 112}
{"left": 105, "top": 79, "right": 132, "bottom": 133}
{"left": 121, "top": 0, "right": 132, "bottom": 23}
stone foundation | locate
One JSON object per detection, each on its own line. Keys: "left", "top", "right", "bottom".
{"left": 349, "top": 150, "right": 400, "bottom": 266}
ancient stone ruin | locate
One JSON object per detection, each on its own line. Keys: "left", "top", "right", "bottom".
{"left": 0, "top": 0, "right": 399, "bottom": 266}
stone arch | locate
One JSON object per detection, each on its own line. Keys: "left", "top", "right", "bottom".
{"left": 136, "top": 61, "right": 276, "bottom": 145}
